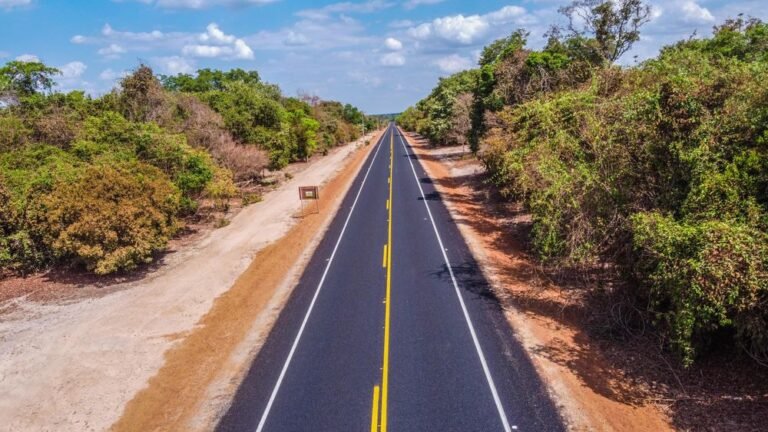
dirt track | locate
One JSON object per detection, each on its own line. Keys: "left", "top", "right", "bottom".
{"left": 0, "top": 132, "right": 381, "bottom": 432}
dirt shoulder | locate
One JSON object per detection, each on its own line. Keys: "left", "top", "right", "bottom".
{"left": 0, "top": 131, "right": 382, "bottom": 432}
{"left": 404, "top": 132, "right": 674, "bottom": 432}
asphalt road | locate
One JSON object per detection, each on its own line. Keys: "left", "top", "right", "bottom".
{"left": 216, "top": 124, "right": 564, "bottom": 432}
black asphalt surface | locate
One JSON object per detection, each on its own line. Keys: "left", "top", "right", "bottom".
{"left": 216, "top": 124, "right": 564, "bottom": 432}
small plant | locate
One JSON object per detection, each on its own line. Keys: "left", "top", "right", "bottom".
{"left": 214, "top": 217, "right": 231, "bottom": 229}
{"left": 242, "top": 192, "right": 262, "bottom": 206}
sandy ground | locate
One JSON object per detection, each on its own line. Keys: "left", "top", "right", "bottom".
{"left": 405, "top": 132, "right": 673, "bottom": 432}
{"left": 0, "top": 132, "right": 380, "bottom": 432}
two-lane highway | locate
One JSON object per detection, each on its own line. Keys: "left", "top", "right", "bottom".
{"left": 217, "top": 124, "right": 563, "bottom": 432}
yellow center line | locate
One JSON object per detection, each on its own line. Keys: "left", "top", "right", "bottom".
{"left": 382, "top": 244, "right": 388, "bottom": 268}
{"left": 371, "top": 129, "right": 396, "bottom": 432}
{"left": 380, "top": 132, "right": 394, "bottom": 432}
{"left": 370, "top": 386, "right": 381, "bottom": 432}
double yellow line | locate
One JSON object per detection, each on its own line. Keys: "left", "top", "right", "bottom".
{"left": 372, "top": 129, "right": 394, "bottom": 432}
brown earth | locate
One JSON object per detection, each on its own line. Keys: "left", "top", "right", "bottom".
{"left": 110, "top": 129, "right": 383, "bottom": 432}
{"left": 403, "top": 130, "right": 768, "bottom": 432}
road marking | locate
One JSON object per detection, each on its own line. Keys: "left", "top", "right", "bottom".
{"left": 386, "top": 199, "right": 389, "bottom": 210}
{"left": 382, "top": 244, "right": 388, "bottom": 268}
{"left": 253, "top": 126, "right": 388, "bottom": 432}
{"left": 370, "top": 386, "right": 381, "bottom": 432}
{"left": 379, "top": 131, "right": 395, "bottom": 432}
{"left": 396, "top": 128, "right": 513, "bottom": 432}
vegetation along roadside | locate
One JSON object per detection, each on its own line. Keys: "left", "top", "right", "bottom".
{"left": 0, "top": 62, "right": 379, "bottom": 278}
{"left": 398, "top": 0, "right": 768, "bottom": 375}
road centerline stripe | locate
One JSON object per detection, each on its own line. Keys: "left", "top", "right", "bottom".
{"left": 379, "top": 130, "right": 395, "bottom": 432}
{"left": 396, "top": 128, "right": 513, "bottom": 432}
{"left": 253, "top": 127, "right": 387, "bottom": 432}
{"left": 382, "top": 244, "right": 388, "bottom": 268}
{"left": 370, "top": 386, "right": 381, "bottom": 432}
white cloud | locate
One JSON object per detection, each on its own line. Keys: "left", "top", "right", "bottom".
{"left": 59, "top": 61, "right": 87, "bottom": 79}
{"left": 99, "top": 68, "right": 128, "bottom": 81}
{"left": 15, "top": 54, "right": 39, "bottom": 62}
{"left": 284, "top": 31, "right": 310, "bottom": 46}
{"left": 678, "top": 0, "right": 715, "bottom": 23}
{"left": 403, "top": 0, "right": 443, "bottom": 10}
{"left": 121, "top": 0, "right": 277, "bottom": 9}
{"left": 434, "top": 54, "right": 472, "bottom": 73}
{"left": 154, "top": 56, "right": 195, "bottom": 74}
{"left": 183, "top": 23, "right": 254, "bottom": 60}
{"left": 384, "top": 37, "right": 403, "bottom": 51}
{"left": 407, "top": 5, "right": 529, "bottom": 45}
{"left": 199, "top": 23, "right": 235, "bottom": 44}
{"left": 98, "top": 43, "right": 126, "bottom": 57}
{"left": 381, "top": 52, "right": 406, "bottom": 66}
{"left": 102, "top": 23, "right": 167, "bottom": 42}
{"left": 296, "top": 0, "right": 395, "bottom": 20}
{"left": 0, "top": 0, "right": 31, "bottom": 10}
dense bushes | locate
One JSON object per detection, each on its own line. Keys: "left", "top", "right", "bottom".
{"left": 0, "top": 62, "right": 370, "bottom": 275}
{"left": 161, "top": 68, "right": 370, "bottom": 170}
{"left": 38, "top": 162, "right": 181, "bottom": 275}
{"left": 399, "top": 8, "right": 768, "bottom": 365}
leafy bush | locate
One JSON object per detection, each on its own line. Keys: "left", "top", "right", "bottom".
{"left": 36, "top": 162, "right": 181, "bottom": 275}
{"left": 633, "top": 213, "right": 768, "bottom": 365}
{"left": 402, "top": 15, "right": 768, "bottom": 365}
{"left": 0, "top": 61, "right": 365, "bottom": 277}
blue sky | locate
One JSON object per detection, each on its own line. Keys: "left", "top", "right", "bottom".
{"left": 1, "top": 0, "right": 767, "bottom": 113}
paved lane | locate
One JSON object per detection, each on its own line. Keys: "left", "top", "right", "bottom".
{"left": 216, "top": 124, "right": 563, "bottom": 432}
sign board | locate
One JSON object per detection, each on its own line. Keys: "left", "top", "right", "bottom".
{"left": 299, "top": 186, "right": 320, "bottom": 201}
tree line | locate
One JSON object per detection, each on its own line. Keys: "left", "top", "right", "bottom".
{"left": 399, "top": 0, "right": 768, "bottom": 366}
{"left": 0, "top": 62, "right": 375, "bottom": 276}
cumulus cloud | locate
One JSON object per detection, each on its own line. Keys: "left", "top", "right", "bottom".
{"left": 381, "top": 52, "right": 406, "bottom": 66}
{"left": 407, "top": 5, "right": 529, "bottom": 45}
{"left": 678, "top": 0, "right": 715, "bottom": 23}
{"left": 154, "top": 56, "right": 195, "bottom": 74}
{"left": 98, "top": 43, "right": 126, "bottom": 58}
{"left": 384, "top": 37, "right": 403, "bottom": 51}
{"left": 183, "top": 23, "right": 254, "bottom": 60}
{"left": 101, "top": 23, "right": 167, "bottom": 42}
{"left": 284, "top": 31, "right": 310, "bottom": 46}
{"left": 99, "top": 68, "right": 128, "bottom": 81}
{"left": 59, "top": 61, "right": 87, "bottom": 78}
{"left": 434, "top": 54, "right": 472, "bottom": 73}
{"left": 15, "top": 54, "right": 39, "bottom": 62}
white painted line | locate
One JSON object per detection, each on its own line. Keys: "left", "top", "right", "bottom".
{"left": 255, "top": 126, "right": 389, "bottom": 432}
{"left": 396, "top": 129, "right": 513, "bottom": 432}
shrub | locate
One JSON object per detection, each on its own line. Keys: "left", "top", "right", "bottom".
{"left": 36, "top": 162, "right": 181, "bottom": 275}
{"left": 632, "top": 213, "right": 768, "bottom": 365}
{"left": 0, "top": 114, "right": 31, "bottom": 151}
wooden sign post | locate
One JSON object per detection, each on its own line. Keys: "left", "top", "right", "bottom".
{"left": 299, "top": 186, "right": 320, "bottom": 216}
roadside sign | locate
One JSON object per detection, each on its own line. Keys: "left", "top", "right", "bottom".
{"left": 298, "top": 186, "right": 320, "bottom": 216}
{"left": 299, "top": 186, "right": 320, "bottom": 201}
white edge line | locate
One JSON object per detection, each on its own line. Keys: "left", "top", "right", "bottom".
{"left": 255, "top": 126, "right": 389, "bottom": 432}
{"left": 396, "top": 128, "right": 513, "bottom": 432}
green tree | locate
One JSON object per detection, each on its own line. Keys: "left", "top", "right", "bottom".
{"left": 559, "top": 0, "right": 651, "bottom": 63}
{"left": 0, "top": 61, "right": 60, "bottom": 100}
